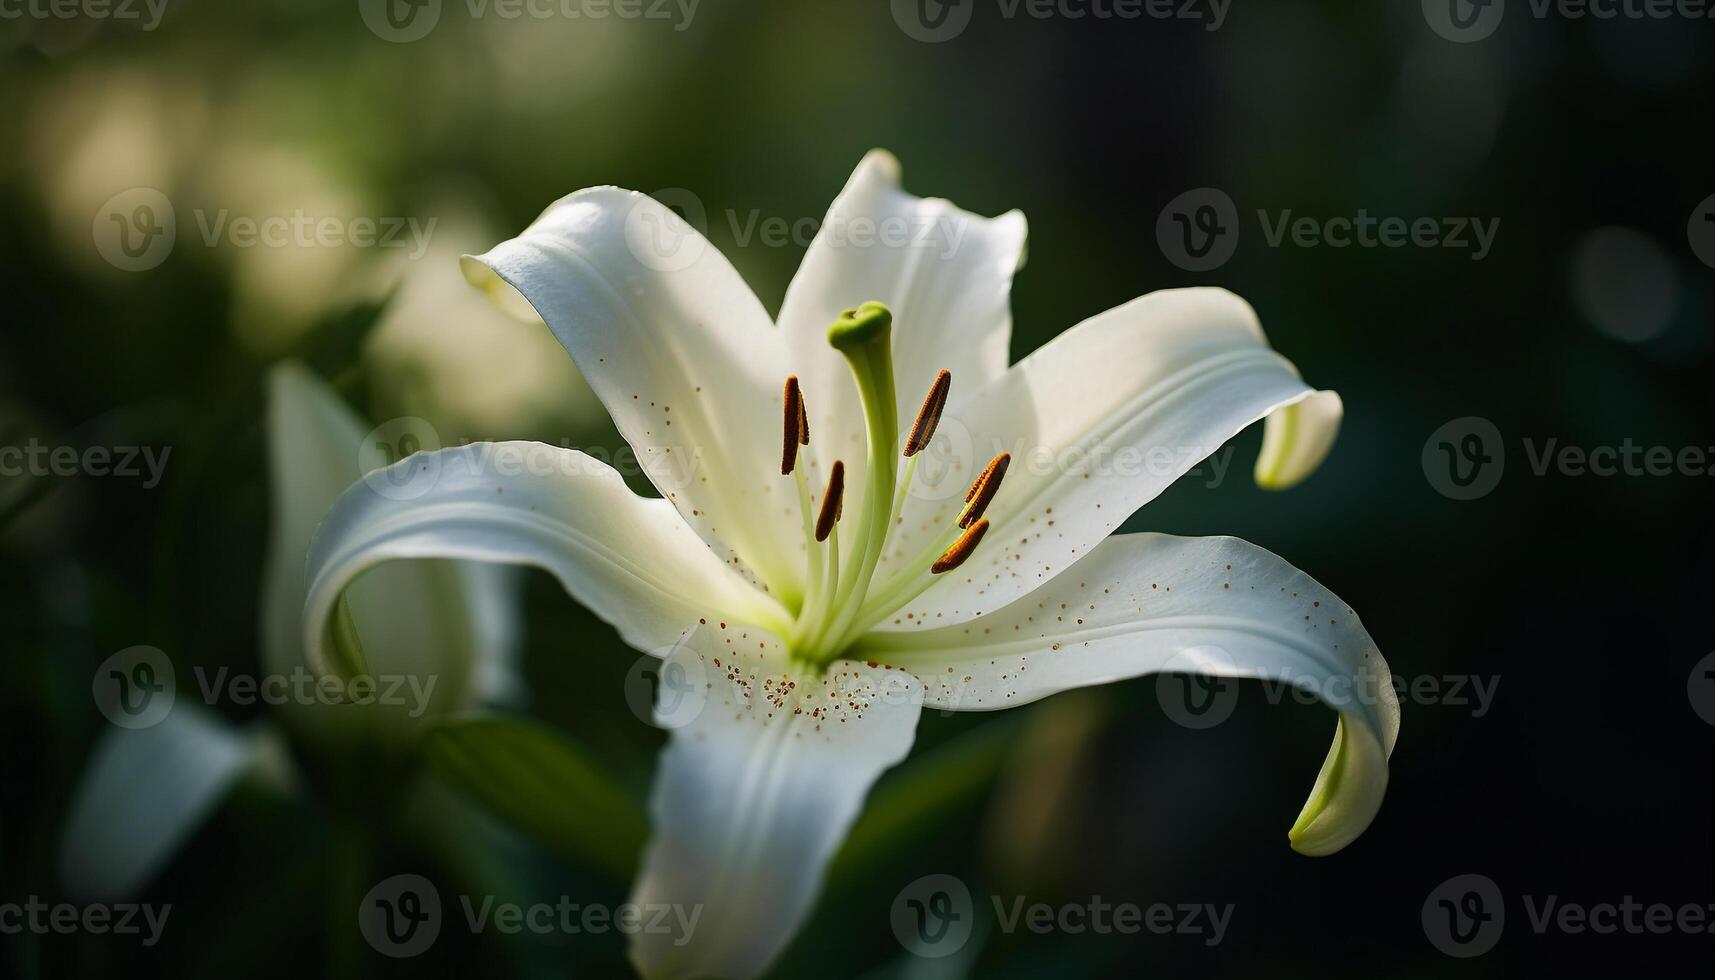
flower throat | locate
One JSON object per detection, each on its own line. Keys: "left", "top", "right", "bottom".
{"left": 781, "top": 302, "right": 1008, "bottom": 666}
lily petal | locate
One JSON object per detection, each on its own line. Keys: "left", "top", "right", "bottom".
{"left": 302, "top": 443, "right": 790, "bottom": 682}
{"left": 777, "top": 150, "right": 1027, "bottom": 520}
{"left": 58, "top": 707, "right": 260, "bottom": 900}
{"left": 857, "top": 533, "right": 1397, "bottom": 855}
{"left": 462, "top": 189, "right": 804, "bottom": 600}
{"left": 887, "top": 287, "right": 1340, "bottom": 624}
{"left": 262, "top": 363, "right": 524, "bottom": 743}
{"left": 629, "top": 630, "right": 925, "bottom": 979}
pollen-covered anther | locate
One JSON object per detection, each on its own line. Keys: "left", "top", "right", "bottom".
{"left": 781, "top": 376, "right": 809, "bottom": 475}
{"left": 903, "top": 369, "right": 951, "bottom": 458}
{"left": 814, "top": 460, "right": 845, "bottom": 542}
{"left": 958, "top": 452, "right": 1010, "bottom": 528}
{"left": 932, "top": 518, "right": 989, "bottom": 574}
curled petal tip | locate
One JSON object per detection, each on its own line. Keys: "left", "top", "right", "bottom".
{"left": 1255, "top": 389, "right": 1343, "bottom": 491}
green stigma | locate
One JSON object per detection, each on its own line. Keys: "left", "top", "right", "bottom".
{"left": 827, "top": 301, "right": 893, "bottom": 351}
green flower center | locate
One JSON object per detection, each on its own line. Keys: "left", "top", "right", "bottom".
{"left": 782, "top": 302, "right": 1005, "bottom": 666}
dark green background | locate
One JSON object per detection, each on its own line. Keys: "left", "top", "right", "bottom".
{"left": 3, "top": 1, "right": 1711, "bottom": 976}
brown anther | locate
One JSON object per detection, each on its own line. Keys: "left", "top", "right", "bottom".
{"left": 782, "top": 376, "right": 807, "bottom": 475}
{"left": 932, "top": 518, "right": 989, "bottom": 574}
{"left": 815, "top": 460, "right": 845, "bottom": 542}
{"left": 958, "top": 452, "right": 1010, "bottom": 528}
{"left": 903, "top": 369, "right": 951, "bottom": 458}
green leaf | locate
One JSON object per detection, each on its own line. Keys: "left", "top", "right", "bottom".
{"left": 832, "top": 715, "right": 1024, "bottom": 878}
{"left": 421, "top": 716, "right": 646, "bottom": 882}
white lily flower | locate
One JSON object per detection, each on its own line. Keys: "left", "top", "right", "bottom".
{"left": 301, "top": 151, "right": 1399, "bottom": 979}
{"left": 59, "top": 362, "right": 520, "bottom": 900}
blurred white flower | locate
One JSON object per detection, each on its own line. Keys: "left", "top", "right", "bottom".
{"left": 58, "top": 362, "right": 523, "bottom": 900}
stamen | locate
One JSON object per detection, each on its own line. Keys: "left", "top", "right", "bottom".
{"left": 931, "top": 518, "right": 990, "bottom": 574}
{"left": 815, "top": 460, "right": 845, "bottom": 542}
{"left": 782, "top": 376, "right": 806, "bottom": 475}
{"left": 958, "top": 452, "right": 1010, "bottom": 528}
{"left": 903, "top": 369, "right": 951, "bottom": 458}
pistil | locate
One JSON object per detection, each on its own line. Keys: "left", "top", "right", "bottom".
{"left": 778, "top": 302, "right": 1008, "bottom": 665}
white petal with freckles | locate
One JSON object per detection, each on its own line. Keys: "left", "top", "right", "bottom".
{"left": 880, "top": 287, "right": 1340, "bottom": 626}
{"left": 629, "top": 630, "right": 924, "bottom": 979}
{"left": 777, "top": 150, "right": 1027, "bottom": 527}
{"left": 463, "top": 188, "right": 805, "bottom": 601}
{"left": 301, "top": 443, "right": 791, "bottom": 682}
{"left": 857, "top": 533, "right": 1396, "bottom": 856}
